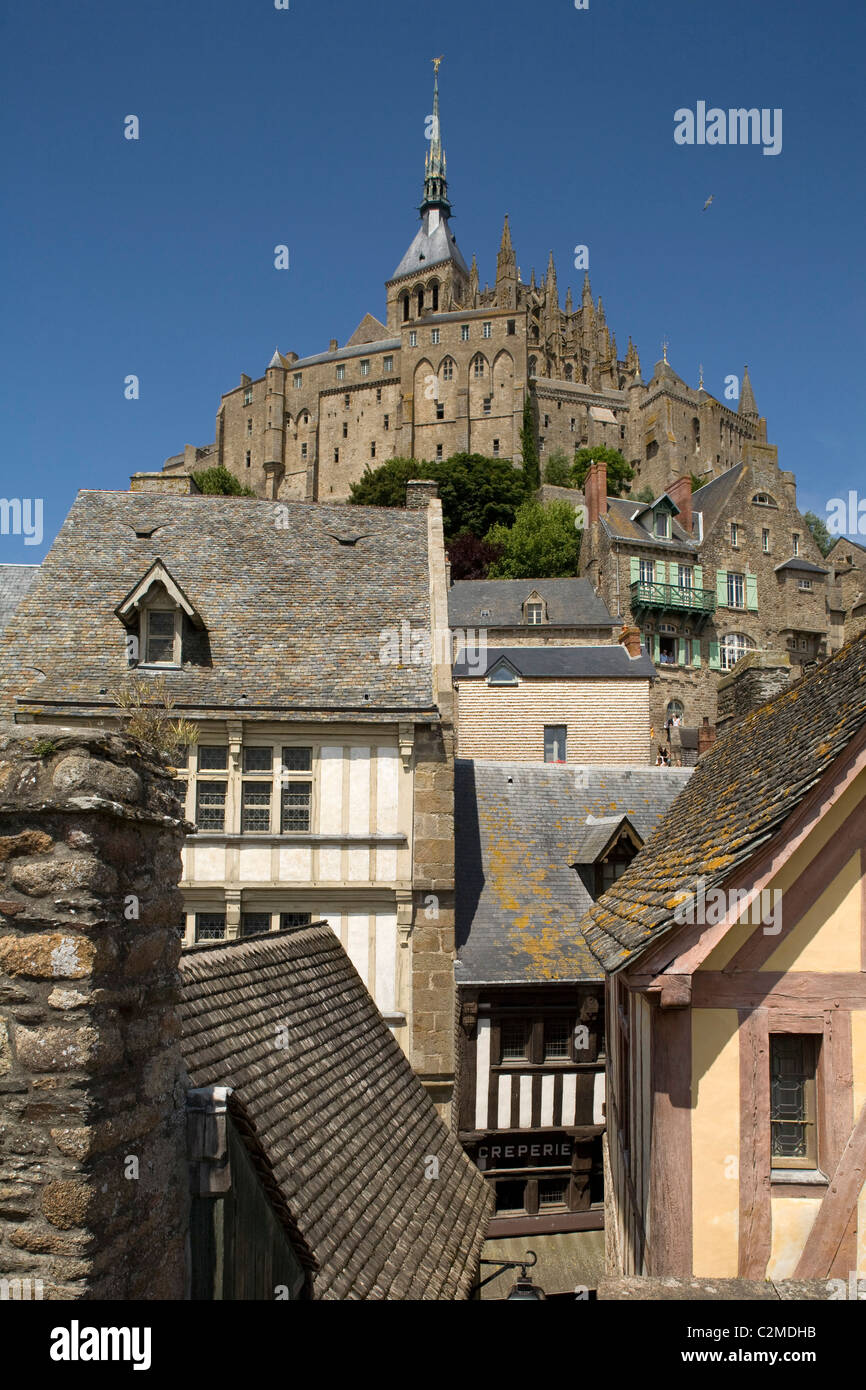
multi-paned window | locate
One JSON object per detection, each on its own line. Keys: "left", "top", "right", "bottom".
{"left": 242, "top": 912, "right": 271, "bottom": 937}
{"left": 526, "top": 602, "right": 543, "bottom": 625}
{"left": 243, "top": 386, "right": 253, "bottom": 406}
{"left": 383, "top": 356, "right": 394, "bottom": 373}
{"left": 461, "top": 324, "right": 470, "bottom": 341}
{"left": 360, "top": 359, "right": 370, "bottom": 376}
{"left": 473, "top": 355, "right": 485, "bottom": 379}
{"left": 195, "top": 746, "right": 229, "bottom": 831}
{"left": 409, "top": 331, "right": 417, "bottom": 347}
{"left": 720, "top": 633, "right": 755, "bottom": 671}
{"left": 336, "top": 365, "right": 346, "bottom": 381}
{"left": 293, "top": 373, "right": 302, "bottom": 389}
{"left": 762, "top": 528, "right": 770, "bottom": 553}
{"left": 655, "top": 512, "right": 670, "bottom": 539}
{"left": 543, "top": 1018, "right": 570, "bottom": 1060}
{"left": 431, "top": 328, "right": 440, "bottom": 345}
{"left": 280, "top": 911, "right": 312, "bottom": 929}
{"left": 678, "top": 565, "right": 693, "bottom": 590}
{"left": 727, "top": 571, "right": 745, "bottom": 608}
{"left": 144, "top": 608, "right": 178, "bottom": 665}
{"left": 544, "top": 725, "right": 567, "bottom": 763}
{"left": 482, "top": 322, "right": 492, "bottom": 338}
{"left": 501, "top": 1020, "right": 530, "bottom": 1061}
{"left": 195, "top": 912, "right": 226, "bottom": 942}
{"left": 770, "top": 1034, "right": 818, "bottom": 1168}
{"left": 639, "top": 558, "right": 655, "bottom": 585}
{"left": 442, "top": 357, "right": 454, "bottom": 381}
{"left": 281, "top": 747, "right": 313, "bottom": 832}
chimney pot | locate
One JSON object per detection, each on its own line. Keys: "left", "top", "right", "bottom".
{"left": 406, "top": 479, "right": 439, "bottom": 510}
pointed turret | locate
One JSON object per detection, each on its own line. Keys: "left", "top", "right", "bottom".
{"left": 582, "top": 272, "right": 593, "bottom": 308}
{"left": 268, "top": 348, "right": 283, "bottom": 369}
{"left": 739, "top": 364, "right": 759, "bottom": 419}
{"left": 495, "top": 214, "right": 517, "bottom": 309}
{"left": 545, "top": 250, "right": 558, "bottom": 304}
{"left": 565, "top": 287, "right": 573, "bottom": 314}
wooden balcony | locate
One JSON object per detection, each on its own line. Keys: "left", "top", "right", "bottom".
{"left": 630, "top": 580, "right": 716, "bottom": 622}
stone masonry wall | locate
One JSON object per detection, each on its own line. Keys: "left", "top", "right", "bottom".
{"left": 411, "top": 720, "right": 455, "bottom": 1116}
{"left": 0, "top": 724, "right": 189, "bottom": 1300}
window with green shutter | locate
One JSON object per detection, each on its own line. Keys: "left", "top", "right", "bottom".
{"left": 746, "top": 573, "right": 759, "bottom": 611}
{"left": 678, "top": 638, "right": 689, "bottom": 665}
{"left": 630, "top": 556, "right": 640, "bottom": 583}
{"left": 694, "top": 565, "right": 703, "bottom": 589}
{"left": 716, "top": 569, "right": 728, "bottom": 606}
{"left": 692, "top": 639, "right": 701, "bottom": 666}
{"left": 709, "top": 640, "right": 721, "bottom": 670}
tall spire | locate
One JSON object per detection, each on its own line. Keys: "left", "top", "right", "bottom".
{"left": 739, "top": 363, "right": 759, "bottom": 418}
{"left": 422, "top": 56, "right": 451, "bottom": 217}
{"left": 496, "top": 214, "right": 517, "bottom": 309}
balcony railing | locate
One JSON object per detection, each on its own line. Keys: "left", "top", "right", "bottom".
{"left": 630, "top": 580, "right": 716, "bottom": 616}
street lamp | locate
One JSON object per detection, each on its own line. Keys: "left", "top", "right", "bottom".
{"left": 477, "top": 1249, "right": 546, "bottom": 1300}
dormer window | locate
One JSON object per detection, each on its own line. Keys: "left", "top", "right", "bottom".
{"left": 487, "top": 660, "right": 519, "bottom": 686}
{"left": 655, "top": 512, "right": 670, "bottom": 539}
{"left": 143, "top": 606, "right": 180, "bottom": 665}
{"left": 526, "top": 602, "right": 543, "bottom": 625}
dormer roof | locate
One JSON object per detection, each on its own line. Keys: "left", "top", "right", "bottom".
{"left": 115, "top": 560, "right": 204, "bottom": 627}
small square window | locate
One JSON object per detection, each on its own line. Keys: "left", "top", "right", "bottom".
{"left": 243, "top": 386, "right": 253, "bottom": 406}
{"left": 538, "top": 1178, "right": 569, "bottom": 1210}
{"left": 293, "top": 373, "right": 302, "bottom": 389}
{"left": 435, "top": 403, "right": 444, "bottom": 420}
{"left": 282, "top": 747, "right": 312, "bottom": 772}
{"left": 195, "top": 913, "right": 226, "bottom": 942}
{"left": 798, "top": 579, "right": 813, "bottom": 591}
{"left": 280, "top": 911, "right": 312, "bottom": 930}
{"left": 336, "top": 365, "right": 346, "bottom": 381}
{"left": 242, "top": 912, "right": 271, "bottom": 937}
{"left": 543, "top": 1018, "right": 570, "bottom": 1060}
{"left": 198, "top": 746, "right": 229, "bottom": 771}
{"left": 360, "top": 359, "right": 370, "bottom": 376}
{"left": 409, "top": 331, "right": 417, "bottom": 347}
{"left": 243, "top": 747, "right": 272, "bottom": 773}
{"left": 431, "top": 328, "right": 440, "bottom": 345}
{"left": 384, "top": 356, "right": 394, "bottom": 373}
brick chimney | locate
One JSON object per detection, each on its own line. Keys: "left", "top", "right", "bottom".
{"left": 586, "top": 459, "right": 608, "bottom": 526}
{"left": 406, "top": 479, "right": 439, "bottom": 510}
{"left": 618, "top": 623, "right": 643, "bottom": 659}
{"left": 698, "top": 716, "right": 716, "bottom": 757}
{"left": 667, "top": 475, "right": 693, "bottom": 535}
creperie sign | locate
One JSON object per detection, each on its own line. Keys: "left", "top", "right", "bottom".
{"left": 477, "top": 1137, "right": 572, "bottom": 1168}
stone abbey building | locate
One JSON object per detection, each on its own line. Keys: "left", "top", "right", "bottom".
{"left": 163, "top": 66, "right": 769, "bottom": 503}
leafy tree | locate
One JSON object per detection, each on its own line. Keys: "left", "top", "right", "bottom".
{"left": 519, "top": 397, "right": 540, "bottom": 492}
{"left": 447, "top": 530, "right": 504, "bottom": 581}
{"left": 804, "top": 510, "right": 833, "bottom": 557}
{"left": 433, "top": 453, "right": 526, "bottom": 539}
{"left": 349, "top": 453, "right": 524, "bottom": 540}
{"left": 571, "top": 446, "right": 635, "bottom": 498}
{"left": 485, "top": 500, "right": 581, "bottom": 579}
{"left": 192, "top": 464, "right": 256, "bottom": 497}
{"left": 348, "top": 457, "right": 420, "bottom": 509}
{"left": 542, "top": 449, "right": 575, "bottom": 487}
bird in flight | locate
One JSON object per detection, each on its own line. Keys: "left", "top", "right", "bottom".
{"left": 702, "top": 194, "right": 714, "bottom": 211}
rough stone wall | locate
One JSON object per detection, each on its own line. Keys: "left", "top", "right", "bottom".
{"left": 410, "top": 720, "right": 455, "bottom": 1116}
{"left": 716, "top": 653, "right": 792, "bottom": 734}
{"left": 0, "top": 724, "right": 189, "bottom": 1300}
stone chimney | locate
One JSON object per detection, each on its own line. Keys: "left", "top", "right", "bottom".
{"left": 618, "top": 623, "right": 643, "bottom": 659}
{"left": 716, "top": 650, "right": 792, "bottom": 735}
{"left": 329, "top": 339, "right": 338, "bottom": 353}
{"left": 698, "top": 716, "right": 716, "bottom": 757}
{"left": 130, "top": 472, "right": 201, "bottom": 496}
{"left": 667, "top": 475, "right": 693, "bottom": 535}
{"left": 0, "top": 724, "right": 190, "bottom": 1299}
{"left": 406, "top": 479, "right": 440, "bottom": 510}
{"left": 586, "top": 459, "right": 608, "bottom": 527}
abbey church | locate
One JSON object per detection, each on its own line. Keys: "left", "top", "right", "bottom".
{"left": 163, "top": 67, "right": 770, "bottom": 502}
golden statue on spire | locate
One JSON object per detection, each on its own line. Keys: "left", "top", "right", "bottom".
{"left": 432, "top": 55, "right": 444, "bottom": 73}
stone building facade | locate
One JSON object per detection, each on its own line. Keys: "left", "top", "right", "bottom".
{"left": 162, "top": 67, "right": 768, "bottom": 503}
{"left": 578, "top": 449, "right": 835, "bottom": 742}
{"left": 0, "top": 476, "right": 458, "bottom": 1114}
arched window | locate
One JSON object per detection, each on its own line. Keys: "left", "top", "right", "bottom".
{"left": 528, "top": 356, "right": 537, "bottom": 377}
{"left": 751, "top": 492, "right": 777, "bottom": 507}
{"left": 564, "top": 363, "right": 573, "bottom": 381}
{"left": 720, "top": 633, "right": 755, "bottom": 671}
{"left": 401, "top": 295, "right": 410, "bottom": 323}
{"left": 441, "top": 357, "right": 454, "bottom": 381}
{"left": 416, "top": 287, "right": 425, "bottom": 316}
{"left": 430, "top": 281, "right": 439, "bottom": 312}
{"left": 473, "top": 355, "right": 486, "bottom": 379}
{"left": 666, "top": 699, "right": 684, "bottom": 726}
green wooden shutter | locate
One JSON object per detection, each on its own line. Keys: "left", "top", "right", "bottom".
{"left": 716, "top": 569, "right": 728, "bottom": 607}
{"left": 678, "top": 638, "right": 688, "bottom": 665}
{"left": 692, "top": 639, "right": 701, "bottom": 666}
{"left": 694, "top": 564, "right": 703, "bottom": 591}
{"left": 630, "top": 557, "right": 640, "bottom": 584}
{"left": 709, "top": 640, "right": 721, "bottom": 670}
{"left": 746, "top": 573, "right": 759, "bottom": 611}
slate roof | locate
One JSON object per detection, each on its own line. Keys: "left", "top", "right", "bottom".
{"left": 455, "top": 761, "right": 691, "bottom": 984}
{"left": 580, "top": 632, "right": 866, "bottom": 973}
{"left": 0, "top": 491, "right": 439, "bottom": 719}
{"left": 0, "top": 564, "right": 39, "bottom": 636}
{"left": 448, "top": 577, "right": 615, "bottom": 630}
{"left": 453, "top": 645, "right": 655, "bottom": 680}
{"left": 775, "top": 557, "right": 829, "bottom": 575}
{"left": 601, "top": 497, "right": 697, "bottom": 551}
{"left": 391, "top": 215, "right": 470, "bottom": 281}
{"left": 180, "top": 925, "right": 493, "bottom": 1300}
{"left": 690, "top": 465, "right": 746, "bottom": 534}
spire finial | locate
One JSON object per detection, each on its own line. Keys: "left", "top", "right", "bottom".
{"left": 421, "top": 55, "right": 450, "bottom": 218}
{"left": 662, "top": 335, "right": 669, "bottom": 364}
{"left": 699, "top": 362, "right": 704, "bottom": 389}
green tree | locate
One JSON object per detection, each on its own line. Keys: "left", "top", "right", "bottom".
{"left": 804, "top": 510, "right": 833, "bottom": 557}
{"left": 349, "top": 453, "right": 525, "bottom": 540}
{"left": 519, "top": 396, "right": 540, "bottom": 492}
{"left": 348, "top": 457, "right": 420, "bottom": 509}
{"left": 630, "top": 485, "right": 655, "bottom": 504}
{"left": 192, "top": 464, "right": 256, "bottom": 497}
{"left": 447, "top": 531, "right": 504, "bottom": 581}
{"left": 485, "top": 500, "right": 581, "bottom": 579}
{"left": 542, "top": 449, "right": 575, "bottom": 487}
{"left": 571, "top": 446, "right": 635, "bottom": 498}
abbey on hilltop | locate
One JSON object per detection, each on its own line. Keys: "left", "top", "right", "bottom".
{"left": 163, "top": 63, "right": 770, "bottom": 502}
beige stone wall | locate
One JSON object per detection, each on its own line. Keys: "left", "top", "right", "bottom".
{"left": 455, "top": 678, "right": 652, "bottom": 763}
{"left": 0, "top": 724, "right": 189, "bottom": 1299}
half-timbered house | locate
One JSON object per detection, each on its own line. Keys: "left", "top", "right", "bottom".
{"left": 581, "top": 633, "right": 866, "bottom": 1282}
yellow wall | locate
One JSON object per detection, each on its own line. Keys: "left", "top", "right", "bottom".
{"left": 767, "top": 1198, "right": 822, "bottom": 1280}
{"left": 691, "top": 1009, "right": 740, "bottom": 1276}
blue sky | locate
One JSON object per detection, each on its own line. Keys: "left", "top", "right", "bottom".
{"left": 1, "top": 0, "right": 863, "bottom": 559}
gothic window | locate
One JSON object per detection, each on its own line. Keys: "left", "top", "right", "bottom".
{"left": 442, "top": 357, "right": 454, "bottom": 381}
{"left": 564, "top": 363, "right": 573, "bottom": 380}
{"left": 431, "top": 282, "right": 439, "bottom": 312}
{"left": 529, "top": 356, "right": 537, "bottom": 377}
{"left": 473, "top": 355, "right": 485, "bottom": 379}
{"left": 416, "top": 287, "right": 425, "bottom": 315}
{"left": 402, "top": 296, "right": 410, "bottom": 323}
